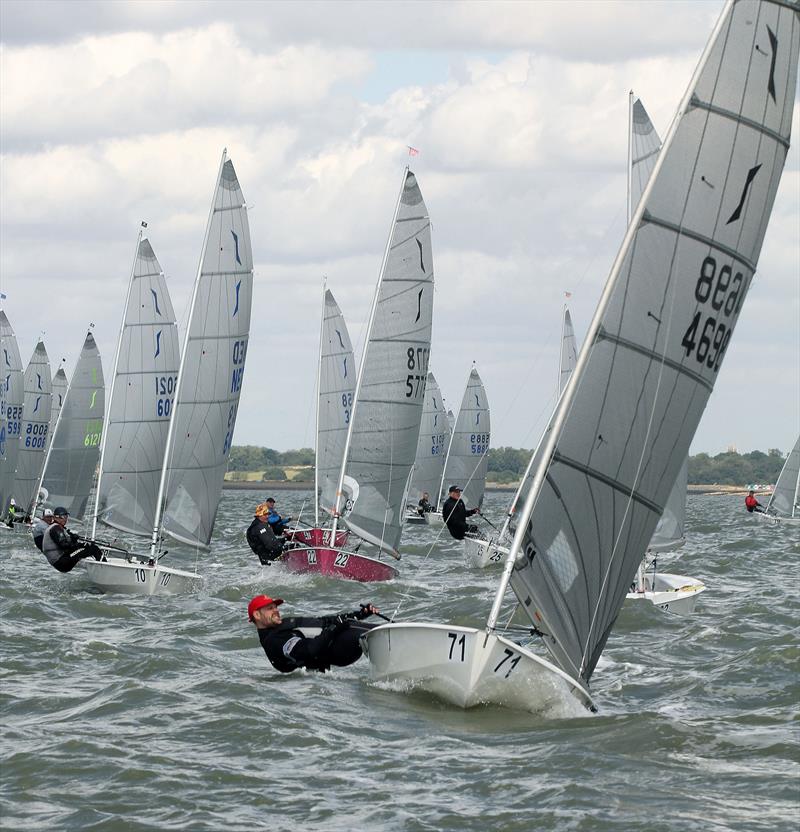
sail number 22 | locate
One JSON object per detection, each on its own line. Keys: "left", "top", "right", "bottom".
{"left": 681, "top": 256, "right": 748, "bottom": 372}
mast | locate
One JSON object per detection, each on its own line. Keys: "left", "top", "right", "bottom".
{"left": 485, "top": 1, "right": 732, "bottom": 636}
{"left": 149, "top": 149, "right": 227, "bottom": 558}
{"left": 330, "top": 168, "right": 408, "bottom": 540}
{"left": 313, "top": 278, "right": 327, "bottom": 528}
{"left": 91, "top": 228, "right": 143, "bottom": 539}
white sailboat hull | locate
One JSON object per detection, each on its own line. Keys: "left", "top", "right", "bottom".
{"left": 83, "top": 556, "right": 202, "bottom": 596}
{"left": 423, "top": 511, "right": 442, "bottom": 527}
{"left": 362, "top": 623, "right": 594, "bottom": 713}
{"left": 756, "top": 512, "right": 800, "bottom": 526}
{"left": 463, "top": 533, "right": 507, "bottom": 568}
{"left": 625, "top": 571, "right": 705, "bottom": 616}
{"left": 403, "top": 510, "right": 427, "bottom": 526}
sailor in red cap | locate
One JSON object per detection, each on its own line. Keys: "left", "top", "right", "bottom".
{"left": 248, "top": 594, "right": 381, "bottom": 673}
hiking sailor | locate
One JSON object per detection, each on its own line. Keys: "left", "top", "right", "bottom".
{"left": 41, "top": 507, "right": 103, "bottom": 573}
{"left": 32, "top": 507, "right": 55, "bottom": 551}
{"left": 246, "top": 502, "right": 284, "bottom": 564}
{"left": 442, "top": 485, "right": 479, "bottom": 540}
{"left": 264, "top": 497, "right": 292, "bottom": 536}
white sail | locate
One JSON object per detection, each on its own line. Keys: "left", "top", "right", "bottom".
{"left": 14, "top": 340, "right": 52, "bottom": 515}
{"left": 95, "top": 238, "right": 180, "bottom": 537}
{"left": 338, "top": 169, "right": 434, "bottom": 557}
{"left": 628, "top": 95, "right": 663, "bottom": 221}
{"left": 39, "top": 332, "right": 105, "bottom": 520}
{"left": 559, "top": 308, "right": 578, "bottom": 395}
{"left": 317, "top": 289, "right": 355, "bottom": 516}
{"left": 766, "top": 436, "right": 800, "bottom": 518}
{"left": 648, "top": 458, "right": 688, "bottom": 551}
{"left": 409, "top": 372, "right": 449, "bottom": 503}
{"left": 46, "top": 368, "right": 69, "bottom": 457}
{"left": 157, "top": 155, "right": 253, "bottom": 550}
{"left": 440, "top": 368, "right": 490, "bottom": 508}
{"left": 504, "top": 0, "right": 798, "bottom": 687}
{"left": 0, "top": 311, "right": 24, "bottom": 516}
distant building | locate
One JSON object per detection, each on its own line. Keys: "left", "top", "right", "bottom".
{"left": 726, "top": 443, "right": 737, "bottom": 453}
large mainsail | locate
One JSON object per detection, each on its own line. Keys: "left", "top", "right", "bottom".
{"left": 95, "top": 238, "right": 180, "bottom": 537}
{"left": 505, "top": 0, "right": 798, "bottom": 686}
{"left": 0, "top": 311, "right": 24, "bottom": 516}
{"left": 337, "top": 169, "right": 434, "bottom": 557}
{"left": 14, "top": 340, "right": 52, "bottom": 514}
{"left": 39, "top": 332, "right": 105, "bottom": 520}
{"left": 409, "top": 372, "right": 449, "bottom": 504}
{"left": 766, "top": 436, "right": 800, "bottom": 518}
{"left": 317, "top": 289, "right": 355, "bottom": 515}
{"left": 440, "top": 368, "right": 490, "bottom": 508}
{"left": 156, "top": 154, "right": 253, "bottom": 550}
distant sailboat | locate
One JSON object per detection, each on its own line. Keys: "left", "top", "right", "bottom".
{"left": 282, "top": 168, "right": 434, "bottom": 582}
{"left": 760, "top": 437, "right": 800, "bottom": 524}
{"left": 85, "top": 152, "right": 253, "bottom": 594}
{"left": 363, "top": 0, "right": 798, "bottom": 712}
{"left": 0, "top": 310, "right": 24, "bottom": 523}
{"left": 37, "top": 332, "right": 105, "bottom": 522}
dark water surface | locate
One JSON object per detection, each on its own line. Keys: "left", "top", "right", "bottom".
{"left": 2, "top": 491, "right": 798, "bottom": 831}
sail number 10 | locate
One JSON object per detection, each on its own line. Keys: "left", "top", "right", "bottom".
{"left": 681, "top": 256, "right": 749, "bottom": 372}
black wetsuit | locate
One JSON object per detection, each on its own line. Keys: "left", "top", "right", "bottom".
{"left": 442, "top": 496, "right": 478, "bottom": 540}
{"left": 258, "top": 610, "right": 377, "bottom": 673}
{"left": 418, "top": 497, "right": 433, "bottom": 515}
{"left": 246, "top": 517, "right": 284, "bottom": 564}
{"left": 41, "top": 524, "right": 101, "bottom": 573}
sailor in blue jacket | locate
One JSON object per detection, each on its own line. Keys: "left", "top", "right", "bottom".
{"left": 264, "top": 497, "right": 292, "bottom": 535}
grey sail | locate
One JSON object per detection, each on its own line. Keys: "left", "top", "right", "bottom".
{"left": 14, "top": 340, "right": 52, "bottom": 514}
{"left": 441, "top": 368, "right": 490, "bottom": 508}
{"left": 559, "top": 309, "right": 578, "bottom": 395}
{"left": 95, "top": 238, "right": 180, "bottom": 537}
{"left": 766, "top": 436, "right": 800, "bottom": 518}
{"left": 629, "top": 96, "right": 663, "bottom": 219}
{"left": 410, "top": 372, "right": 449, "bottom": 504}
{"left": 507, "top": 0, "right": 798, "bottom": 687}
{"left": 0, "top": 311, "right": 24, "bottom": 515}
{"left": 341, "top": 170, "right": 434, "bottom": 557}
{"left": 158, "top": 156, "right": 253, "bottom": 549}
{"left": 318, "top": 289, "right": 355, "bottom": 516}
{"left": 46, "top": 368, "right": 69, "bottom": 456}
{"left": 648, "top": 458, "right": 688, "bottom": 551}
{"left": 39, "top": 332, "right": 105, "bottom": 520}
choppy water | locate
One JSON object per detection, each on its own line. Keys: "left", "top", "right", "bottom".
{"left": 2, "top": 491, "right": 798, "bottom": 831}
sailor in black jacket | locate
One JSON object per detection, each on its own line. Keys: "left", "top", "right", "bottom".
{"left": 248, "top": 595, "right": 379, "bottom": 673}
{"left": 441, "top": 485, "right": 479, "bottom": 540}
{"left": 246, "top": 503, "right": 284, "bottom": 564}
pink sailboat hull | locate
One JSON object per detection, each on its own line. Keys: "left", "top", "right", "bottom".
{"left": 287, "top": 527, "right": 349, "bottom": 548}
{"left": 281, "top": 545, "right": 398, "bottom": 582}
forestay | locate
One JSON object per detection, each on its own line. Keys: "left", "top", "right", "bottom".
{"left": 14, "top": 340, "right": 52, "bottom": 515}
{"left": 340, "top": 170, "right": 434, "bottom": 557}
{"left": 441, "top": 368, "right": 490, "bottom": 508}
{"left": 318, "top": 289, "right": 355, "bottom": 516}
{"left": 95, "top": 238, "right": 180, "bottom": 537}
{"left": 157, "top": 156, "right": 253, "bottom": 549}
{"left": 767, "top": 436, "right": 800, "bottom": 518}
{"left": 39, "top": 332, "right": 105, "bottom": 520}
{"left": 0, "top": 311, "right": 24, "bottom": 516}
{"left": 507, "top": 0, "right": 799, "bottom": 686}
{"left": 410, "top": 372, "right": 449, "bottom": 504}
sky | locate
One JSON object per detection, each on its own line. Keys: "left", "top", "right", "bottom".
{"left": 1, "top": 0, "right": 798, "bottom": 456}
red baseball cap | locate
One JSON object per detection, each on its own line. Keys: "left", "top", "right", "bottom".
{"left": 247, "top": 595, "right": 284, "bottom": 622}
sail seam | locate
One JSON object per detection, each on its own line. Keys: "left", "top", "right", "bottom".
{"left": 688, "top": 93, "right": 791, "bottom": 149}
{"left": 640, "top": 210, "right": 756, "bottom": 271}
{"left": 595, "top": 326, "right": 714, "bottom": 393}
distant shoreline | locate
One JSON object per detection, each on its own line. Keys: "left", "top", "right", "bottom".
{"left": 222, "top": 480, "right": 769, "bottom": 496}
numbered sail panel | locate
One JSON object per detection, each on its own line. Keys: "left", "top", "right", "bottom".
{"left": 409, "top": 372, "right": 449, "bottom": 503}
{"left": 318, "top": 289, "right": 355, "bottom": 514}
{"left": 442, "top": 368, "right": 491, "bottom": 508}
{"left": 40, "top": 332, "right": 105, "bottom": 520}
{"left": 509, "top": 0, "right": 799, "bottom": 686}
{"left": 344, "top": 169, "right": 434, "bottom": 556}
{"left": 0, "top": 310, "right": 24, "bottom": 515}
{"left": 162, "top": 155, "right": 254, "bottom": 549}
{"left": 14, "top": 340, "right": 52, "bottom": 513}
{"left": 630, "top": 97, "right": 662, "bottom": 219}
{"left": 768, "top": 436, "right": 800, "bottom": 517}
{"left": 96, "top": 238, "right": 180, "bottom": 538}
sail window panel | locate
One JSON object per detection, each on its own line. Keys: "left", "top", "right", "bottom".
{"left": 162, "top": 479, "right": 206, "bottom": 547}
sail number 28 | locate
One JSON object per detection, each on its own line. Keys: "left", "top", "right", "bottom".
{"left": 681, "top": 256, "right": 748, "bottom": 372}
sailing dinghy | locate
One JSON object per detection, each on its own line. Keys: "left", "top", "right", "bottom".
{"left": 282, "top": 168, "right": 434, "bottom": 582}
{"left": 363, "top": 0, "right": 798, "bottom": 712}
{"left": 759, "top": 436, "right": 800, "bottom": 524}
{"left": 85, "top": 152, "right": 253, "bottom": 595}
{"left": 36, "top": 331, "right": 105, "bottom": 522}
{"left": 0, "top": 310, "right": 24, "bottom": 525}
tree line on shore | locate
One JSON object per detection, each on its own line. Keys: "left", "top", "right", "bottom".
{"left": 228, "top": 445, "right": 789, "bottom": 486}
